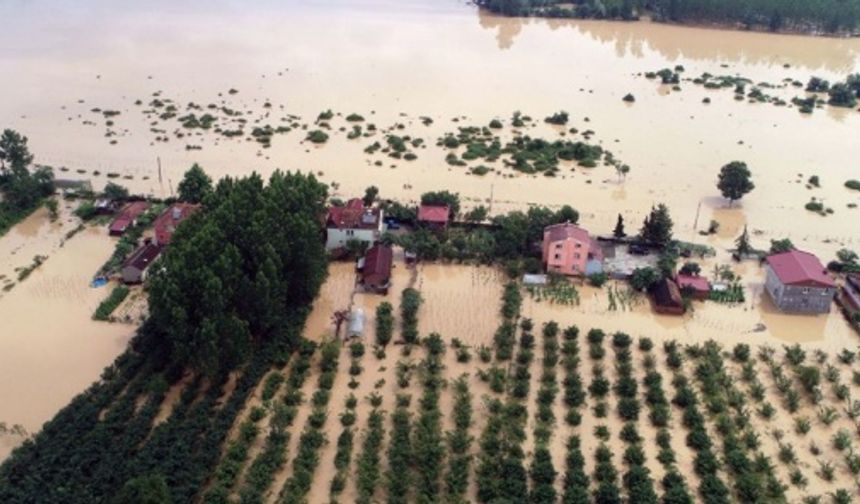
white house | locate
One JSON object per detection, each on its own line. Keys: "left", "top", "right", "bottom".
{"left": 325, "top": 198, "right": 384, "bottom": 251}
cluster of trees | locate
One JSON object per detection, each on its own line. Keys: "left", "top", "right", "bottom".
{"left": 476, "top": 0, "right": 638, "bottom": 21}
{"left": 385, "top": 394, "right": 413, "bottom": 503}
{"left": 611, "top": 334, "right": 659, "bottom": 503}
{"left": 650, "top": 0, "right": 860, "bottom": 33}
{"left": 477, "top": 285, "right": 530, "bottom": 502}
{"left": 400, "top": 288, "right": 422, "bottom": 344}
{"left": 413, "top": 334, "right": 447, "bottom": 502}
{"left": 529, "top": 322, "right": 561, "bottom": 503}
{"left": 690, "top": 341, "right": 787, "bottom": 501}
{"left": 639, "top": 338, "right": 695, "bottom": 503}
{"left": 445, "top": 375, "right": 474, "bottom": 498}
{"left": 237, "top": 343, "right": 314, "bottom": 504}
{"left": 0, "top": 170, "right": 329, "bottom": 502}
{"left": 147, "top": 170, "right": 328, "bottom": 376}
{"left": 278, "top": 340, "right": 340, "bottom": 503}
{"left": 0, "top": 129, "right": 54, "bottom": 235}
{"left": 392, "top": 190, "right": 580, "bottom": 267}
{"left": 355, "top": 407, "right": 385, "bottom": 504}
{"left": 478, "top": 0, "right": 860, "bottom": 33}
{"left": 329, "top": 394, "right": 357, "bottom": 497}
{"left": 495, "top": 282, "right": 522, "bottom": 360}
{"left": 665, "top": 340, "right": 731, "bottom": 504}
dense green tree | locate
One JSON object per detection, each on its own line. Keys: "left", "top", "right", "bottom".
{"left": 148, "top": 171, "right": 328, "bottom": 375}
{"left": 613, "top": 214, "right": 626, "bottom": 238}
{"left": 735, "top": 226, "right": 753, "bottom": 256}
{"left": 639, "top": 204, "right": 673, "bottom": 247}
{"left": 420, "top": 190, "right": 460, "bottom": 217}
{"left": 176, "top": 163, "right": 213, "bottom": 204}
{"left": 114, "top": 474, "right": 171, "bottom": 504}
{"left": 630, "top": 267, "right": 659, "bottom": 291}
{"left": 828, "top": 83, "right": 858, "bottom": 107}
{"left": 769, "top": 238, "right": 795, "bottom": 254}
{"left": 717, "top": 161, "right": 755, "bottom": 205}
{"left": 363, "top": 185, "right": 379, "bottom": 206}
{"left": 464, "top": 205, "right": 489, "bottom": 223}
{"left": 0, "top": 129, "right": 34, "bottom": 173}
{"left": 104, "top": 182, "right": 130, "bottom": 200}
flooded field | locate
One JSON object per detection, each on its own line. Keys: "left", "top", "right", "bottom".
{"left": 2, "top": 0, "right": 859, "bottom": 262}
{"left": 2, "top": 0, "right": 860, "bottom": 472}
{"left": 0, "top": 210, "right": 132, "bottom": 460}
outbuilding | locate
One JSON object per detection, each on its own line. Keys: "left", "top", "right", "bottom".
{"left": 653, "top": 278, "right": 685, "bottom": 315}
{"left": 676, "top": 274, "right": 711, "bottom": 301}
{"left": 121, "top": 241, "right": 162, "bottom": 284}
{"left": 359, "top": 244, "right": 393, "bottom": 294}
{"left": 765, "top": 250, "right": 836, "bottom": 314}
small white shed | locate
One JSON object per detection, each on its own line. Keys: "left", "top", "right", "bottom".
{"left": 348, "top": 308, "right": 365, "bottom": 338}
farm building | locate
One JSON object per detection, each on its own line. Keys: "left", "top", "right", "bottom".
{"left": 153, "top": 203, "right": 200, "bottom": 245}
{"left": 652, "top": 278, "right": 685, "bottom": 315}
{"left": 765, "top": 250, "right": 836, "bottom": 314}
{"left": 676, "top": 274, "right": 711, "bottom": 300}
{"left": 417, "top": 204, "right": 450, "bottom": 229}
{"left": 121, "top": 241, "right": 162, "bottom": 284}
{"left": 542, "top": 222, "right": 604, "bottom": 277}
{"left": 358, "top": 244, "right": 393, "bottom": 294}
{"left": 325, "top": 198, "right": 384, "bottom": 251}
{"left": 842, "top": 274, "right": 860, "bottom": 315}
{"left": 109, "top": 201, "right": 150, "bottom": 236}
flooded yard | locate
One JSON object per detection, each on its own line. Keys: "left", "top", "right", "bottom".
{"left": 2, "top": 0, "right": 860, "bottom": 472}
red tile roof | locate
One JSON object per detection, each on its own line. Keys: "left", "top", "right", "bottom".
{"left": 418, "top": 204, "right": 450, "bottom": 223}
{"left": 154, "top": 203, "right": 200, "bottom": 245}
{"left": 766, "top": 250, "right": 835, "bottom": 288}
{"left": 363, "top": 244, "right": 393, "bottom": 279}
{"left": 545, "top": 223, "right": 590, "bottom": 244}
{"left": 676, "top": 274, "right": 711, "bottom": 292}
{"left": 109, "top": 201, "right": 150, "bottom": 234}
{"left": 327, "top": 198, "right": 381, "bottom": 230}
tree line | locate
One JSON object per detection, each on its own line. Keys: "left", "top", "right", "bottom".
{"left": 477, "top": 0, "right": 860, "bottom": 34}
{"left": 0, "top": 169, "right": 330, "bottom": 503}
{"left": 0, "top": 129, "right": 54, "bottom": 235}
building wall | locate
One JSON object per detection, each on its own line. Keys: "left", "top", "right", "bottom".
{"left": 544, "top": 237, "right": 589, "bottom": 276}
{"left": 122, "top": 266, "right": 145, "bottom": 284}
{"left": 765, "top": 266, "right": 835, "bottom": 314}
{"left": 325, "top": 228, "right": 379, "bottom": 251}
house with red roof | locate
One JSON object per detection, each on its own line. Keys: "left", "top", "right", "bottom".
{"left": 109, "top": 201, "right": 150, "bottom": 236}
{"left": 153, "top": 203, "right": 200, "bottom": 246}
{"left": 325, "top": 198, "right": 384, "bottom": 251}
{"left": 417, "top": 204, "right": 450, "bottom": 230}
{"left": 765, "top": 250, "right": 836, "bottom": 314}
{"left": 542, "top": 223, "right": 604, "bottom": 277}
{"left": 676, "top": 274, "right": 711, "bottom": 301}
{"left": 359, "top": 244, "right": 393, "bottom": 294}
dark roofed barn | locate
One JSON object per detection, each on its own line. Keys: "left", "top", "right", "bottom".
{"left": 360, "top": 244, "right": 393, "bottom": 294}
{"left": 653, "top": 278, "right": 685, "bottom": 315}
{"left": 121, "top": 242, "right": 162, "bottom": 284}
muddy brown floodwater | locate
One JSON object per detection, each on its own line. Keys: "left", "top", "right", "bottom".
{"left": 2, "top": 0, "right": 860, "bottom": 461}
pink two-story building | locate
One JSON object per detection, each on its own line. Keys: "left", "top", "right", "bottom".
{"left": 542, "top": 223, "right": 604, "bottom": 277}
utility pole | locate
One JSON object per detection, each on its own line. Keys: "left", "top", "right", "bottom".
{"left": 692, "top": 200, "right": 702, "bottom": 239}
{"left": 488, "top": 183, "right": 494, "bottom": 214}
